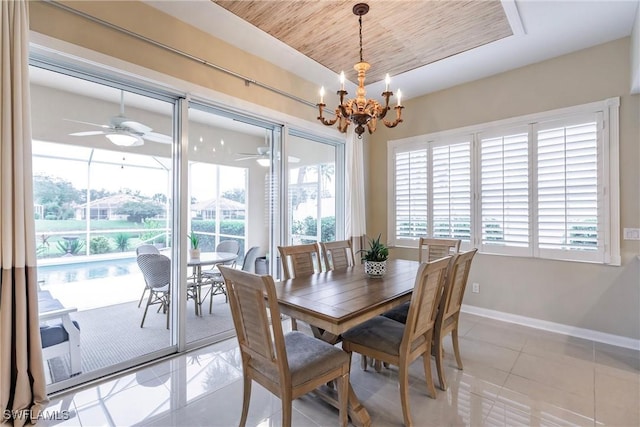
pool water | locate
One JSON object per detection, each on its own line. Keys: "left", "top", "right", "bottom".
{"left": 37, "top": 259, "right": 139, "bottom": 286}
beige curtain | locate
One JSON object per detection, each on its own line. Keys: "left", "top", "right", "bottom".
{"left": 0, "top": 1, "right": 49, "bottom": 425}
{"left": 345, "top": 129, "right": 367, "bottom": 255}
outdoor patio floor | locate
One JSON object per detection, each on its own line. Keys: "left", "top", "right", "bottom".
{"left": 42, "top": 272, "right": 235, "bottom": 385}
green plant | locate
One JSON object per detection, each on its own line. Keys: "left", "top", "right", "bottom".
{"left": 55, "top": 238, "right": 85, "bottom": 255}
{"left": 90, "top": 236, "right": 112, "bottom": 254}
{"left": 114, "top": 233, "right": 130, "bottom": 252}
{"left": 359, "top": 234, "right": 389, "bottom": 262}
{"left": 188, "top": 233, "right": 199, "bottom": 249}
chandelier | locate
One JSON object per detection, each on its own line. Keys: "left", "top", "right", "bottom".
{"left": 317, "top": 3, "right": 404, "bottom": 138}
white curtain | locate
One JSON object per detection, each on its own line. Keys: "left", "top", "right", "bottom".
{"left": 0, "top": 1, "right": 49, "bottom": 425}
{"left": 345, "top": 129, "right": 367, "bottom": 254}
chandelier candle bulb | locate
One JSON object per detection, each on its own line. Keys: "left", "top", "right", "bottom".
{"left": 340, "top": 71, "right": 345, "bottom": 91}
{"left": 385, "top": 74, "right": 390, "bottom": 92}
{"left": 397, "top": 90, "right": 402, "bottom": 107}
{"left": 319, "top": 86, "right": 325, "bottom": 104}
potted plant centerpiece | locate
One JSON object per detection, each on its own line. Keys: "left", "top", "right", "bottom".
{"left": 188, "top": 233, "right": 200, "bottom": 260}
{"left": 360, "top": 234, "right": 389, "bottom": 277}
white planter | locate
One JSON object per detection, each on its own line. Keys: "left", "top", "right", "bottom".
{"left": 189, "top": 248, "right": 200, "bottom": 260}
{"left": 364, "top": 260, "right": 386, "bottom": 277}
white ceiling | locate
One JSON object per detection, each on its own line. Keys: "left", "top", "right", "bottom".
{"left": 145, "top": 0, "right": 639, "bottom": 100}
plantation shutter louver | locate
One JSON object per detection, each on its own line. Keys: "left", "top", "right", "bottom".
{"left": 432, "top": 141, "right": 471, "bottom": 241}
{"left": 536, "top": 114, "right": 603, "bottom": 262}
{"left": 394, "top": 149, "right": 428, "bottom": 241}
{"left": 480, "top": 128, "right": 530, "bottom": 255}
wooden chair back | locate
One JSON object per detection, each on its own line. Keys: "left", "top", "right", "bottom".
{"left": 218, "top": 266, "right": 289, "bottom": 385}
{"left": 277, "top": 243, "right": 322, "bottom": 279}
{"left": 320, "top": 239, "right": 355, "bottom": 270}
{"left": 402, "top": 256, "right": 451, "bottom": 351}
{"left": 438, "top": 248, "right": 477, "bottom": 325}
{"left": 418, "top": 237, "right": 461, "bottom": 263}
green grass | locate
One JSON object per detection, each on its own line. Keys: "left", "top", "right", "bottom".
{"left": 35, "top": 219, "right": 144, "bottom": 232}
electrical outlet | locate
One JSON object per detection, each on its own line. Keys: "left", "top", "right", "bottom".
{"left": 472, "top": 282, "right": 480, "bottom": 293}
{"left": 623, "top": 228, "right": 640, "bottom": 240}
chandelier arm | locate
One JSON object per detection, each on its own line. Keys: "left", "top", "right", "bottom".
{"left": 382, "top": 106, "right": 404, "bottom": 128}
{"left": 317, "top": 104, "right": 339, "bottom": 126}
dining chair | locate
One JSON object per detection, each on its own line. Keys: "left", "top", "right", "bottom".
{"left": 320, "top": 239, "right": 355, "bottom": 270}
{"left": 341, "top": 256, "right": 451, "bottom": 427}
{"left": 136, "top": 244, "right": 160, "bottom": 307}
{"left": 434, "top": 248, "right": 477, "bottom": 391}
{"left": 418, "top": 237, "right": 461, "bottom": 263}
{"left": 382, "top": 237, "right": 461, "bottom": 324}
{"left": 204, "top": 246, "right": 261, "bottom": 314}
{"left": 136, "top": 253, "right": 171, "bottom": 329}
{"left": 277, "top": 243, "right": 323, "bottom": 330}
{"left": 218, "top": 266, "right": 351, "bottom": 427}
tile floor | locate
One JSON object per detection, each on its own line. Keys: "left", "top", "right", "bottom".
{"left": 41, "top": 313, "right": 640, "bottom": 426}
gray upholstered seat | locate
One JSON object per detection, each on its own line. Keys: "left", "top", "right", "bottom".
{"left": 252, "top": 331, "right": 350, "bottom": 387}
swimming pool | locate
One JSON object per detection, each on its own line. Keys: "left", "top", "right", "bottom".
{"left": 37, "top": 258, "right": 139, "bottom": 286}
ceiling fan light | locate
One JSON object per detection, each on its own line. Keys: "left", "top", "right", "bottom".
{"left": 106, "top": 132, "right": 142, "bottom": 146}
{"left": 256, "top": 158, "right": 270, "bottom": 167}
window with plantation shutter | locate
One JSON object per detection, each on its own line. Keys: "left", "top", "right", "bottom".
{"left": 536, "top": 115, "right": 603, "bottom": 262}
{"left": 393, "top": 148, "right": 428, "bottom": 241}
{"left": 387, "top": 97, "right": 619, "bottom": 265}
{"left": 479, "top": 127, "right": 530, "bottom": 256}
{"left": 432, "top": 141, "right": 471, "bottom": 241}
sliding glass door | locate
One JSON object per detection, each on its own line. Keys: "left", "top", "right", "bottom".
{"left": 31, "top": 65, "right": 178, "bottom": 391}
{"left": 184, "top": 103, "right": 282, "bottom": 346}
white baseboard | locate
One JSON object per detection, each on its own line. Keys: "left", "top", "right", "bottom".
{"left": 461, "top": 304, "right": 640, "bottom": 351}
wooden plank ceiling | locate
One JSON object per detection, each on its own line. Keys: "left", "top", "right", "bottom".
{"left": 213, "top": 0, "right": 512, "bottom": 84}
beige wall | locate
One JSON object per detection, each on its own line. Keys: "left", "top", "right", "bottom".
{"left": 368, "top": 38, "right": 640, "bottom": 341}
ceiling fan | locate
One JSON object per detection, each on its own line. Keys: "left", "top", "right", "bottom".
{"left": 236, "top": 146, "right": 300, "bottom": 166}
{"left": 67, "top": 91, "right": 172, "bottom": 147}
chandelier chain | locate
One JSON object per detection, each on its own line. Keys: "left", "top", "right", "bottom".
{"left": 359, "top": 15, "right": 363, "bottom": 63}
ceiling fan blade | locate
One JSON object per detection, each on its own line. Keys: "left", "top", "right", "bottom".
{"left": 121, "top": 120, "right": 152, "bottom": 133}
{"left": 235, "top": 156, "right": 259, "bottom": 161}
{"left": 143, "top": 132, "right": 172, "bottom": 143}
{"left": 64, "top": 118, "right": 110, "bottom": 129}
{"left": 70, "top": 131, "right": 107, "bottom": 136}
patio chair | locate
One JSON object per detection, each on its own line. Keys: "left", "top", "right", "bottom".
{"left": 39, "top": 290, "right": 81, "bottom": 377}
{"left": 320, "top": 239, "right": 355, "bottom": 270}
{"left": 136, "top": 244, "right": 160, "bottom": 307}
{"left": 203, "top": 246, "right": 261, "bottom": 314}
{"left": 341, "top": 256, "right": 451, "bottom": 427}
{"left": 137, "top": 253, "right": 171, "bottom": 329}
{"left": 277, "top": 243, "right": 322, "bottom": 330}
{"left": 200, "top": 240, "right": 243, "bottom": 308}
{"left": 218, "top": 266, "right": 351, "bottom": 427}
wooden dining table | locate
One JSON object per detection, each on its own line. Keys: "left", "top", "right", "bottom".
{"left": 274, "top": 258, "right": 420, "bottom": 427}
